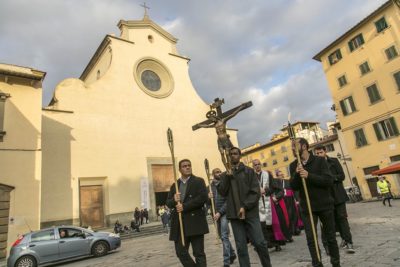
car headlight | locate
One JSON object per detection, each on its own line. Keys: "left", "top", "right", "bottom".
{"left": 109, "top": 233, "right": 119, "bottom": 238}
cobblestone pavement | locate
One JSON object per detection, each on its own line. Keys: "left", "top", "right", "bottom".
{"left": 54, "top": 201, "right": 400, "bottom": 267}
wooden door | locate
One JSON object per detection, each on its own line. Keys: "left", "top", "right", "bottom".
{"left": 152, "top": 164, "right": 174, "bottom": 193}
{"left": 80, "top": 185, "right": 104, "bottom": 228}
{"left": 366, "top": 178, "right": 379, "bottom": 198}
{"left": 0, "top": 185, "right": 13, "bottom": 260}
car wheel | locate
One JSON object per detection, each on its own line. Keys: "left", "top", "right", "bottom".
{"left": 15, "top": 255, "right": 37, "bottom": 267}
{"left": 92, "top": 241, "right": 109, "bottom": 257}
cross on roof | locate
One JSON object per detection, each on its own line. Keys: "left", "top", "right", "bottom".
{"left": 140, "top": 2, "right": 150, "bottom": 18}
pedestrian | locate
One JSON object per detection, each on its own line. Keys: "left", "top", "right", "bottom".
{"left": 314, "top": 145, "right": 355, "bottom": 254}
{"left": 134, "top": 207, "right": 140, "bottom": 225}
{"left": 281, "top": 175, "right": 303, "bottom": 236}
{"left": 217, "top": 147, "right": 272, "bottom": 267}
{"left": 144, "top": 208, "right": 149, "bottom": 223}
{"left": 166, "top": 159, "right": 209, "bottom": 267}
{"left": 156, "top": 205, "right": 160, "bottom": 221}
{"left": 140, "top": 208, "right": 144, "bottom": 225}
{"left": 289, "top": 138, "right": 340, "bottom": 267}
{"left": 377, "top": 176, "right": 393, "bottom": 207}
{"left": 252, "top": 159, "right": 289, "bottom": 252}
{"left": 208, "top": 167, "right": 237, "bottom": 267}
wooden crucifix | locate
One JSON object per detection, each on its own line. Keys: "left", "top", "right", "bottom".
{"left": 192, "top": 98, "right": 252, "bottom": 173}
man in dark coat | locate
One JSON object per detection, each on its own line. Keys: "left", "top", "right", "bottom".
{"left": 217, "top": 147, "right": 272, "bottom": 267}
{"left": 289, "top": 138, "right": 340, "bottom": 267}
{"left": 166, "top": 159, "right": 209, "bottom": 267}
{"left": 314, "top": 145, "right": 355, "bottom": 254}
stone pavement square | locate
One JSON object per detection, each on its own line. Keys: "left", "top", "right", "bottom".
{"left": 48, "top": 201, "right": 400, "bottom": 266}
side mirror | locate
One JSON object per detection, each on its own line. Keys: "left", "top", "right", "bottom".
{"left": 79, "top": 232, "right": 86, "bottom": 239}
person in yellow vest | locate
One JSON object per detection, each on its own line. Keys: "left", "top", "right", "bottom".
{"left": 377, "top": 176, "right": 393, "bottom": 207}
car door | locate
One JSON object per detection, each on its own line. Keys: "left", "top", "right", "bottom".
{"left": 29, "top": 229, "right": 59, "bottom": 264}
{"left": 58, "top": 227, "right": 92, "bottom": 258}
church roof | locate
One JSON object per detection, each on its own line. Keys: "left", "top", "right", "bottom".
{"left": 117, "top": 18, "right": 178, "bottom": 44}
{"left": 0, "top": 63, "right": 46, "bottom": 81}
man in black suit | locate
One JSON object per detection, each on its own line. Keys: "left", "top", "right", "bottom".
{"left": 166, "top": 159, "right": 209, "bottom": 267}
{"left": 289, "top": 138, "right": 340, "bottom": 267}
{"left": 217, "top": 147, "right": 272, "bottom": 267}
{"left": 314, "top": 145, "right": 355, "bottom": 254}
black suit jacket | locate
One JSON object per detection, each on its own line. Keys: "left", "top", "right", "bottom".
{"left": 326, "top": 156, "right": 349, "bottom": 205}
{"left": 166, "top": 175, "right": 209, "bottom": 241}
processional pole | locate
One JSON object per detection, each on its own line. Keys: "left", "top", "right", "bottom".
{"left": 287, "top": 114, "right": 320, "bottom": 263}
{"left": 204, "top": 159, "right": 221, "bottom": 242}
{"left": 167, "top": 128, "right": 185, "bottom": 246}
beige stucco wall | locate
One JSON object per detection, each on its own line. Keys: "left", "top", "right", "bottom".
{"left": 0, "top": 72, "right": 42, "bottom": 255}
{"left": 41, "top": 20, "right": 238, "bottom": 226}
{"left": 318, "top": 4, "right": 400, "bottom": 199}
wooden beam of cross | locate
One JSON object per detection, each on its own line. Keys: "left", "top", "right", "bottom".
{"left": 192, "top": 98, "right": 252, "bottom": 131}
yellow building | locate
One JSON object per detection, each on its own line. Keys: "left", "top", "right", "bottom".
{"left": 313, "top": 1, "right": 400, "bottom": 199}
{"left": 241, "top": 121, "right": 322, "bottom": 178}
{"left": 0, "top": 64, "right": 45, "bottom": 260}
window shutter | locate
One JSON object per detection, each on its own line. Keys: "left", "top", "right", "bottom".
{"left": 340, "top": 100, "right": 347, "bottom": 115}
{"left": 389, "top": 117, "right": 399, "bottom": 135}
{"left": 349, "top": 97, "right": 356, "bottom": 112}
{"left": 373, "top": 123, "right": 383, "bottom": 141}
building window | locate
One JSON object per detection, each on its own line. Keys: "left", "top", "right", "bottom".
{"left": 339, "top": 96, "right": 356, "bottom": 116}
{"left": 338, "top": 75, "right": 347, "bottom": 88}
{"left": 31, "top": 230, "right": 55, "bottom": 242}
{"left": 363, "top": 165, "right": 379, "bottom": 175}
{"left": 0, "top": 93, "right": 10, "bottom": 142}
{"left": 375, "top": 17, "right": 388, "bottom": 33}
{"left": 354, "top": 128, "right": 368, "bottom": 147}
{"left": 272, "top": 159, "right": 278, "bottom": 165}
{"left": 394, "top": 71, "right": 400, "bottom": 91}
{"left": 328, "top": 49, "right": 342, "bottom": 65}
{"left": 373, "top": 117, "right": 399, "bottom": 141}
{"left": 385, "top": 46, "right": 398, "bottom": 61}
{"left": 390, "top": 154, "right": 400, "bottom": 162}
{"left": 283, "top": 156, "right": 289, "bottom": 162}
{"left": 348, "top": 33, "right": 364, "bottom": 52}
{"left": 325, "top": 143, "right": 335, "bottom": 152}
{"left": 366, "top": 83, "right": 382, "bottom": 104}
{"left": 281, "top": 145, "right": 287, "bottom": 152}
{"left": 262, "top": 162, "right": 268, "bottom": 167}
{"left": 271, "top": 149, "right": 276, "bottom": 156}
{"left": 359, "top": 61, "right": 371, "bottom": 75}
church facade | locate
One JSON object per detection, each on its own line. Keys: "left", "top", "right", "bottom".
{"left": 0, "top": 15, "right": 239, "bottom": 256}
{"left": 40, "top": 16, "right": 238, "bottom": 228}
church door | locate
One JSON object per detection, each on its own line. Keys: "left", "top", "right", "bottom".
{"left": 80, "top": 185, "right": 104, "bottom": 228}
{"left": 152, "top": 164, "right": 174, "bottom": 206}
{"left": 0, "top": 184, "right": 13, "bottom": 261}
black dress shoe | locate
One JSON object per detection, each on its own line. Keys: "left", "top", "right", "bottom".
{"left": 230, "top": 254, "right": 237, "bottom": 264}
{"left": 275, "top": 246, "right": 282, "bottom": 251}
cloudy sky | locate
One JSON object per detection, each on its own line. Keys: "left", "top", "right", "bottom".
{"left": 0, "top": 0, "right": 387, "bottom": 147}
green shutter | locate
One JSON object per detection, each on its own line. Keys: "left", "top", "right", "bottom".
{"left": 373, "top": 123, "right": 383, "bottom": 141}
{"left": 389, "top": 117, "right": 399, "bottom": 135}
{"left": 349, "top": 41, "right": 354, "bottom": 52}
{"left": 394, "top": 72, "right": 400, "bottom": 91}
{"left": 340, "top": 100, "right": 347, "bottom": 115}
{"left": 349, "top": 97, "right": 356, "bottom": 112}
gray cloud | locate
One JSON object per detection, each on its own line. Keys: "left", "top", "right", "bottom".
{"left": 0, "top": 0, "right": 386, "bottom": 147}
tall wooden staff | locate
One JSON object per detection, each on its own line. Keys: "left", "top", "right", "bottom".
{"left": 167, "top": 128, "right": 185, "bottom": 246}
{"left": 287, "top": 115, "right": 320, "bottom": 263}
{"left": 204, "top": 159, "right": 221, "bottom": 242}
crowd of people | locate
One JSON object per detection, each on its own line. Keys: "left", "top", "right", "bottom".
{"left": 163, "top": 138, "right": 359, "bottom": 267}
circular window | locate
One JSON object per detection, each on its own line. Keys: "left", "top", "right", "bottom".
{"left": 134, "top": 58, "right": 174, "bottom": 98}
{"left": 141, "top": 70, "right": 161, "bottom": 91}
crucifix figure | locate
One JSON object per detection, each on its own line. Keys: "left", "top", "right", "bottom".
{"left": 192, "top": 98, "right": 252, "bottom": 174}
